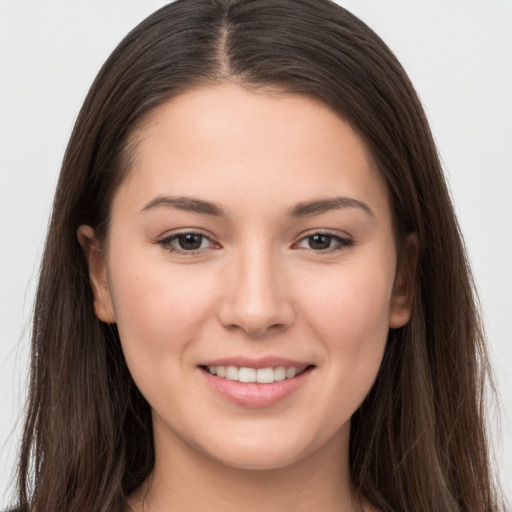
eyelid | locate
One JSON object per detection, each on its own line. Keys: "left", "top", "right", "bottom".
{"left": 156, "top": 229, "right": 221, "bottom": 254}
{"left": 292, "top": 229, "right": 354, "bottom": 252}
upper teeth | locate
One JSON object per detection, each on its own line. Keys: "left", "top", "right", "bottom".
{"left": 208, "top": 365, "right": 304, "bottom": 383}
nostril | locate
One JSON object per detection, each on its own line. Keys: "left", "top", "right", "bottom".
{"left": 216, "top": 263, "right": 296, "bottom": 335}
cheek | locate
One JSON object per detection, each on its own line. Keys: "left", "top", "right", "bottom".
{"left": 299, "top": 257, "right": 394, "bottom": 393}
{"left": 304, "top": 262, "right": 394, "bottom": 342}
{"left": 106, "top": 253, "right": 216, "bottom": 380}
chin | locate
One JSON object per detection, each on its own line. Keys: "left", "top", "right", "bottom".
{"left": 192, "top": 426, "right": 333, "bottom": 472}
{"left": 209, "top": 445, "right": 306, "bottom": 471}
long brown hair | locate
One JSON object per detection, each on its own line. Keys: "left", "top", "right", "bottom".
{"left": 14, "top": 0, "right": 501, "bottom": 510}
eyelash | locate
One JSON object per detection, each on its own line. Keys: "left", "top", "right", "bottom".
{"left": 157, "top": 231, "right": 354, "bottom": 255}
{"left": 293, "top": 232, "right": 354, "bottom": 252}
{"left": 157, "top": 232, "right": 218, "bottom": 254}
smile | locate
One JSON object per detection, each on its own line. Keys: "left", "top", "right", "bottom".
{"left": 199, "top": 362, "right": 315, "bottom": 408}
{"left": 204, "top": 365, "right": 308, "bottom": 384}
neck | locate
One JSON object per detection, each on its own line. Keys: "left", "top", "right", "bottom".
{"left": 129, "top": 421, "right": 363, "bottom": 512}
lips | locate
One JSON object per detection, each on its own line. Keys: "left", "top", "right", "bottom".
{"left": 198, "top": 357, "right": 315, "bottom": 408}
{"left": 199, "top": 356, "right": 312, "bottom": 370}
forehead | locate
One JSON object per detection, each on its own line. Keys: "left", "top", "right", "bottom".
{"left": 114, "top": 82, "right": 390, "bottom": 221}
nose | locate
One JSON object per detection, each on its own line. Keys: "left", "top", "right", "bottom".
{"left": 217, "top": 246, "right": 296, "bottom": 337}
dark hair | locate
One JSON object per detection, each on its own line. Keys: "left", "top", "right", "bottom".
{"left": 14, "top": 0, "right": 501, "bottom": 511}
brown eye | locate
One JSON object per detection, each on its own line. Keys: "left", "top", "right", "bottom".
{"left": 177, "top": 233, "right": 204, "bottom": 251}
{"left": 158, "top": 232, "right": 216, "bottom": 254}
{"left": 307, "top": 234, "right": 333, "bottom": 250}
{"left": 295, "top": 232, "right": 354, "bottom": 252}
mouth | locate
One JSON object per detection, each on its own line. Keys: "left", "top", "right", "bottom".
{"left": 199, "top": 364, "right": 313, "bottom": 384}
{"left": 198, "top": 363, "right": 315, "bottom": 408}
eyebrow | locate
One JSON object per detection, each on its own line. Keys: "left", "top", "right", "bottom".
{"left": 141, "top": 196, "right": 227, "bottom": 216}
{"left": 288, "top": 197, "right": 374, "bottom": 218}
{"left": 140, "top": 195, "right": 374, "bottom": 218}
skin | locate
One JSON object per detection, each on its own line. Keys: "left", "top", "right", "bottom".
{"left": 79, "top": 82, "right": 416, "bottom": 512}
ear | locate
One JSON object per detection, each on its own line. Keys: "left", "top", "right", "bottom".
{"left": 77, "top": 225, "right": 116, "bottom": 324}
{"left": 389, "top": 233, "right": 419, "bottom": 329}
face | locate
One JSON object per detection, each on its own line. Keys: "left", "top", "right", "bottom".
{"left": 80, "top": 83, "right": 414, "bottom": 471}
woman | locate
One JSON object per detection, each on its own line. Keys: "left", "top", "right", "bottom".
{"left": 10, "top": 0, "right": 503, "bottom": 510}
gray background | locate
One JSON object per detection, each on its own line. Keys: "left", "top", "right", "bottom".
{"left": 1, "top": 0, "right": 511, "bottom": 506}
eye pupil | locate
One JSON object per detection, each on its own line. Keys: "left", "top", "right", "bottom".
{"left": 178, "top": 233, "right": 203, "bottom": 250}
{"left": 309, "top": 234, "right": 331, "bottom": 250}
